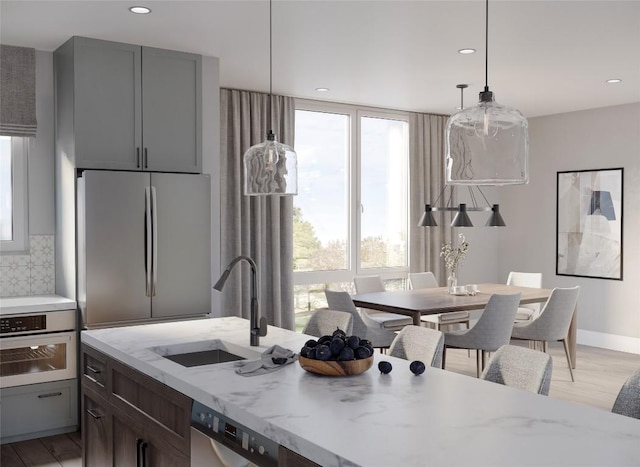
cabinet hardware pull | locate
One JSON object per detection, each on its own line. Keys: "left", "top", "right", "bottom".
{"left": 137, "top": 147, "right": 141, "bottom": 168}
{"left": 136, "top": 438, "right": 144, "bottom": 467}
{"left": 141, "top": 441, "right": 148, "bottom": 467}
{"left": 86, "top": 409, "right": 102, "bottom": 419}
{"left": 38, "top": 392, "right": 62, "bottom": 398}
{"left": 87, "top": 365, "right": 102, "bottom": 374}
{"left": 144, "top": 148, "right": 148, "bottom": 169}
{"left": 85, "top": 374, "right": 105, "bottom": 388}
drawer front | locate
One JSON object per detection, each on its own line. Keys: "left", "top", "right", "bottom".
{"left": 110, "top": 358, "right": 191, "bottom": 455}
{"left": 0, "top": 379, "right": 78, "bottom": 441}
{"left": 82, "top": 345, "right": 108, "bottom": 395}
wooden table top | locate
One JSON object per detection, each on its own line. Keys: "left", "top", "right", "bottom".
{"left": 352, "top": 283, "right": 553, "bottom": 316}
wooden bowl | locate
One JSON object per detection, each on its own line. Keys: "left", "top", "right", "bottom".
{"left": 298, "top": 356, "right": 373, "bottom": 376}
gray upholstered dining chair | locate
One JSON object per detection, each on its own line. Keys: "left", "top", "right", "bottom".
{"left": 302, "top": 309, "right": 353, "bottom": 338}
{"left": 480, "top": 345, "right": 553, "bottom": 395}
{"left": 324, "top": 290, "right": 397, "bottom": 349}
{"left": 443, "top": 293, "right": 521, "bottom": 377}
{"left": 389, "top": 325, "right": 444, "bottom": 368}
{"left": 611, "top": 368, "right": 640, "bottom": 419}
{"left": 510, "top": 286, "right": 580, "bottom": 382}
{"left": 353, "top": 275, "right": 412, "bottom": 331}
{"left": 409, "top": 271, "right": 471, "bottom": 334}
{"left": 506, "top": 271, "right": 543, "bottom": 322}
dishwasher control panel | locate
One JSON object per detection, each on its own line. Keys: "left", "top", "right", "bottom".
{"left": 191, "top": 400, "right": 279, "bottom": 466}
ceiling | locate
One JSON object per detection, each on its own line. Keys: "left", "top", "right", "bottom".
{"left": 2, "top": 1, "right": 639, "bottom": 118}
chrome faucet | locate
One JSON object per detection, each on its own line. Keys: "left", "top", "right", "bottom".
{"left": 213, "top": 256, "right": 267, "bottom": 346}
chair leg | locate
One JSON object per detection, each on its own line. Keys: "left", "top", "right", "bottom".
{"left": 542, "top": 341, "right": 548, "bottom": 353}
{"left": 476, "top": 350, "right": 481, "bottom": 378}
{"left": 481, "top": 350, "right": 487, "bottom": 374}
{"left": 442, "top": 346, "right": 447, "bottom": 369}
{"left": 562, "top": 339, "right": 575, "bottom": 382}
{"left": 465, "top": 321, "right": 470, "bottom": 358}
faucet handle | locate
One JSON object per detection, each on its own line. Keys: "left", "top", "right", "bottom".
{"left": 258, "top": 316, "right": 268, "bottom": 337}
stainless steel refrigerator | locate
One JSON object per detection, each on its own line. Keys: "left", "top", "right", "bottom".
{"left": 77, "top": 170, "right": 211, "bottom": 327}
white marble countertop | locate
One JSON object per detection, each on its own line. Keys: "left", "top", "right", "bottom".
{"left": 82, "top": 317, "right": 640, "bottom": 467}
{"left": 0, "top": 294, "right": 76, "bottom": 315}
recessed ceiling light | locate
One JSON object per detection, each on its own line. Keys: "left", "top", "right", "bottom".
{"left": 606, "top": 78, "right": 622, "bottom": 84}
{"left": 315, "top": 87, "right": 329, "bottom": 92}
{"left": 458, "top": 48, "right": 476, "bottom": 55}
{"left": 129, "top": 6, "right": 151, "bottom": 14}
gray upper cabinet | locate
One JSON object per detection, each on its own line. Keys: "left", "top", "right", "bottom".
{"left": 55, "top": 37, "right": 202, "bottom": 173}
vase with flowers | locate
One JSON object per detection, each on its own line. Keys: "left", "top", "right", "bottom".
{"left": 441, "top": 233, "right": 469, "bottom": 294}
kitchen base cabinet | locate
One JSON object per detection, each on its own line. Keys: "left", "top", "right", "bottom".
{"left": 81, "top": 344, "right": 191, "bottom": 466}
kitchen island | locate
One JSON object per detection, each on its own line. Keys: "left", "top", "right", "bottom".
{"left": 82, "top": 317, "right": 640, "bottom": 466}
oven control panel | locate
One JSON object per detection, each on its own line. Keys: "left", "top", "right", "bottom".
{"left": 1, "top": 315, "right": 46, "bottom": 334}
{"left": 192, "top": 400, "right": 279, "bottom": 466}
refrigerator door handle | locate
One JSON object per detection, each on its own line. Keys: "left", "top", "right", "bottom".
{"left": 145, "top": 186, "right": 152, "bottom": 297}
{"left": 151, "top": 185, "right": 158, "bottom": 297}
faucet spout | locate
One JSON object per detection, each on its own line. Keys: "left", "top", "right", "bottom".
{"left": 214, "top": 256, "right": 267, "bottom": 346}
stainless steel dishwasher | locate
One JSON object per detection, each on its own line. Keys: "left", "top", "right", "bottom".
{"left": 190, "top": 400, "right": 279, "bottom": 467}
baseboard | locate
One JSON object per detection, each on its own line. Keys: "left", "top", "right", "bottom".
{"left": 577, "top": 329, "right": 640, "bottom": 355}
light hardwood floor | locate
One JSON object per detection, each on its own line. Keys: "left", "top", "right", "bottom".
{"left": 444, "top": 341, "right": 640, "bottom": 412}
{"left": 2, "top": 344, "right": 638, "bottom": 466}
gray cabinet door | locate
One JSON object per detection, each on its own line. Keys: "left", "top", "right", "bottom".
{"left": 150, "top": 173, "right": 210, "bottom": 318}
{"left": 142, "top": 48, "right": 202, "bottom": 173}
{"left": 74, "top": 37, "right": 142, "bottom": 170}
{"left": 81, "top": 171, "right": 150, "bottom": 325}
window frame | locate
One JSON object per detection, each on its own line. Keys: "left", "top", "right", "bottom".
{"left": 1, "top": 137, "right": 29, "bottom": 253}
{"left": 293, "top": 99, "right": 410, "bottom": 287}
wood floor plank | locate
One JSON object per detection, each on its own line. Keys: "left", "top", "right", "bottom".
{"left": 66, "top": 431, "right": 82, "bottom": 450}
{"left": 39, "top": 434, "right": 81, "bottom": 467}
{"left": 9, "top": 439, "right": 60, "bottom": 467}
{"left": 1, "top": 444, "right": 27, "bottom": 467}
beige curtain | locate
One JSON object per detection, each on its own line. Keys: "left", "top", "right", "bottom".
{"left": 219, "top": 89, "right": 295, "bottom": 330}
{"left": 409, "top": 112, "right": 454, "bottom": 285}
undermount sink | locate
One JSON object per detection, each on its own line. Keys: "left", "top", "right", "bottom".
{"left": 153, "top": 339, "right": 261, "bottom": 368}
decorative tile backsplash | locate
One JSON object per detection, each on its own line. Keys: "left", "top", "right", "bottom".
{"left": 0, "top": 235, "right": 55, "bottom": 297}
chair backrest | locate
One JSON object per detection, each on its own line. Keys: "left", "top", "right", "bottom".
{"left": 461, "top": 293, "right": 521, "bottom": 351}
{"left": 506, "top": 272, "right": 542, "bottom": 288}
{"left": 302, "top": 309, "right": 353, "bottom": 338}
{"left": 408, "top": 272, "right": 439, "bottom": 290}
{"left": 518, "top": 286, "right": 580, "bottom": 341}
{"left": 353, "top": 275, "right": 385, "bottom": 294}
{"left": 324, "top": 290, "right": 368, "bottom": 338}
{"left": 507, "top": 272, "right": 543, "bottom": 316}
{"left": 612, "top": 368, "right": 640, "bottom": 419}
{"left": 480, "top": 345, "right": 553, "bottom": 395}
{"left": 389, "top": 325, "right": 444, "bottom": 368}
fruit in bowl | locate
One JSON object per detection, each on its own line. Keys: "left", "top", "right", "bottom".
{"left": 299, "top": 328, "right": 374, "bottom": 376}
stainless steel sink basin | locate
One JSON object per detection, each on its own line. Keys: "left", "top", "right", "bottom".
{"left": 153, "top": 339, "right": 261, "bottom": 368}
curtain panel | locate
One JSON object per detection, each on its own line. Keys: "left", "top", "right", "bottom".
{"left": 409, "top": 112, "right": 454, "bottom": 284}
{"left": 0, "top": 45, "right": 37, "bottom": 137}
{"left": 219, "top": 88, "right": 295, "bottom": 330}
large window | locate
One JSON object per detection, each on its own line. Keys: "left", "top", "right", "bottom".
{"left": 293, "top": 101, "right": 409, "bottom": 320}
{"left": 0, "top": 136, "right": 29, "bottom": 252}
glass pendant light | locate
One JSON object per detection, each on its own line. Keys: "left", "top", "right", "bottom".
{"left": 445, "top": 0, "right": 529, "bottom": 186}
{"left": 244, "top": 0, "right": 298, "bottom": 196}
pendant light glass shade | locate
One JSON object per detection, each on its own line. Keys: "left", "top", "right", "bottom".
{"left": 244, "top": 131, "right": 298, "bottom": 195}
{"left": 446, "top": 91, "right": 529, "bottom": 185}
{"left": 445, "top": 0, "right": 529, "bottom": 186}
{"left": 242, "top": 0, "right": 298, "bottom": 196}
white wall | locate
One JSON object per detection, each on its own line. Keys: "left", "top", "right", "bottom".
{"left": 499, "top": 103, "right": 640, "bottom": 353}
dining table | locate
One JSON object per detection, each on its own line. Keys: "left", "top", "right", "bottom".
{"left": 352, "top": 283, "right": 578, "bottom": 368}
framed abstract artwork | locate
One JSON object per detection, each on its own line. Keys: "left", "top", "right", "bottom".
{"left": 556, "top": 168, "right": 623, "bottom": 280}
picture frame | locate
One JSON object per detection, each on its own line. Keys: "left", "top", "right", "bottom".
{"left": 556, "top": 168, "right": 623, "bottom": 280}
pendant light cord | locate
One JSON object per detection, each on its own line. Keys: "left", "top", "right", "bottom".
{"left": 268, "top": 0, "right": 273, "bottom": 134}
{"left": 484, "top": 0, "right": 489, "bottom": 92}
